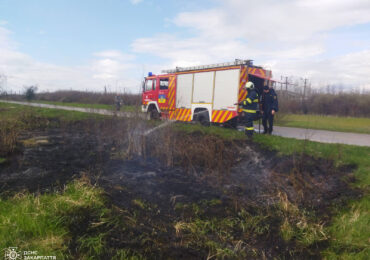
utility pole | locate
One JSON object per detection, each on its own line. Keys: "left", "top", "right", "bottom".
{"left": 301, "top": 78, "right": 309, "bottom": 114}
{"left": 285, "top": 77, "right": 289, "bottom": 92}
{"left": 302, "top": 78, "right": 308, "bottom": 99}
{"left": 280, "top": 76, "right": 283, "bottom": 91}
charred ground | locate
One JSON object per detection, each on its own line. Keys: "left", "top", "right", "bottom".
{"left": 0, "top": 114, "right": 361, "bottom": 259}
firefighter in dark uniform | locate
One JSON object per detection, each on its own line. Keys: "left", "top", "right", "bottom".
{"left": 115, "top": 95, "right": 123, "bottom": 111}
{"left": 261, "top": 85, "right": 279, "bottom": 134}
{"left": 240, "top": 82, "right": 259, "bottom": 137}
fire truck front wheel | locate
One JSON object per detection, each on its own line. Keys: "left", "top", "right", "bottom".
{"left": 148, "top": 107, "right": 160, "bottom": 120}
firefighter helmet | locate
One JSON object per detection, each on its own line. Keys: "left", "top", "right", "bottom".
{"left": 245, "top": 81, "right": 254, "bottom": 89}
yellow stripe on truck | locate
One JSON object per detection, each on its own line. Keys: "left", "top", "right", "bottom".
{"left": 219, "top": 111, "right": 228, "bottom": 122}
{"left": 212, "top": 110, "right": 220, "bottom": 121}
{"left": 215, "top": 111, "right": 223, "bottom": 122}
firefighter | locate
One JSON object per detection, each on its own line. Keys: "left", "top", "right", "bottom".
{"left": 239, "top": 81, "right": 259, "bottom": 137}
{"left": 115, "top": 95, "right": 123, "bottom": 111}
{"left": 261, "top": 85, "right": 278, "bottom": 134}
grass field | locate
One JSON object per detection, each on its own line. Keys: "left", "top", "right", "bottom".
{"left": 175, "top": 123, "right": 245, "bottom": 140}
{"left": 0, "top": 102, "right": 369, "bottom": 259}
{"left": 0, "top": 102, "right": 102, "bottom": 122}
{"left": 29, "top": 102, "right": 370, "bottom": 134}
{"left": 3, "top": 100, "right": 370, "bottom": 134}
{"left": 275, "top": 113, "right": 370, "bottom": 134}
{"left": 32, "top": 100, "right": 138, "bottom": 112}
{"left": 0, "top": 177, "right": 140, "bottom": 259}
{"left": 0, "top": 178, "right": 99, "bottom": 257}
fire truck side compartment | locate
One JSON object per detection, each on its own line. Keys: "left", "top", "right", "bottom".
{"left": 213, "top": 69, "right": 239, "bottom": 111}
{"left": 176, "top": 74, "right": 193, "bottom": 108}
{"left": 192, "top": 71, "right": 214, "bottom": 104}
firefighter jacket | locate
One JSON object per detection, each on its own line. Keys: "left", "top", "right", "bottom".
{"left": 262, "top": 88, "right": 279, "bottom": 113}
{"left": 241, "top": 89, "right": 259, "bottom": 113}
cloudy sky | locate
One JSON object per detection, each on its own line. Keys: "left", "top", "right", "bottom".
{"left": 0, "top": 0, "right": 370, "bottom": 93}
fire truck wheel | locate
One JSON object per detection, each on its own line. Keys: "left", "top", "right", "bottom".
{"left": 198, "top": 111, "right": 210, "bottom": 127}
{"left": 149, "top": 108, "right": 160, "bottom": 120}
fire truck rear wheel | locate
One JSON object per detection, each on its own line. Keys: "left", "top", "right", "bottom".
{"left": 198, "top": 112, "right": 210, "bottom": 127}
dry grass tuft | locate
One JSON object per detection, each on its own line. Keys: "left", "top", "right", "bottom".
{"left": 277, "top": 191, "right": 328, "bottom": 247}
{"left": 0, "top": 120, "right": 19, "bottom": 156}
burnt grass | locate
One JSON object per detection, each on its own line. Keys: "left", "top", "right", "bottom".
{"left": 0, "top": 117, "right": 361, "bottom": 259}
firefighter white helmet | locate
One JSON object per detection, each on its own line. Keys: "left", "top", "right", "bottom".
{"left": 245, "top": 81, "right": 254, "bottom": 89}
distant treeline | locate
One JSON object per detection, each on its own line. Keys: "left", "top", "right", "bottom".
{"left": 3, "top": 90, "right": 141, "bottom": 106}
{"left": 37, "top": 91, "right": 141, "bottom": 106}
{"left": 278, "top": 92, "right": 370, "bottom": 117}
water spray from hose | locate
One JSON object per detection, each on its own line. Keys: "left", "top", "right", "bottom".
{"left": 143, "top": 110, "right": 206, "bottom": 136}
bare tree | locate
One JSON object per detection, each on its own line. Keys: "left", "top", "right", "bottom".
{"left": 24, "top": 85, "right": 38, "bottom": 101}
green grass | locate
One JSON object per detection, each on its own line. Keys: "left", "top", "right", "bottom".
{"left": 6, "top": 100, "right": 370, "bottom": 134}
{"left": 34, "top": 100, "right": 113, "bottom": 109}
{"left": 0, "top": 102, "right": 103, "bottom": 122}
{"left": 0, "top": 177, "right": 145, "bottom": 259}
{"left": 174, "top": 123, "right": 245, "bottom": 140}
{"left": 32, "top": 100, "right": 138, "bottom": 112}
{"left": 275, "top": 113, "right": 370, "bottom": 134}
{"left": 0, "top": 178, "right": 105, "bottom": 257}
{"left": 10, "top": 99, "right": 370, "bottom": 134}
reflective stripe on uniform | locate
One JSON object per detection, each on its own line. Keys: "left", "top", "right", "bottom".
{"left": 242, "top": 109, "right": 256, "bottom": 113}
{"left": 245, "top": 127, "right": 254, "bottom": 130}
{"left": 253, "top": 99, "right": 259, "bottom": 103}
{"left": 247, "top": 98, "right": 252, "bottom": 104}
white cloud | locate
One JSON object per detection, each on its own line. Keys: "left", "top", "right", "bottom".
{"left": 1, "top": 1, "right": 370, "bottom": 92}
{"left": 174, "top": 0, "right": 370, "bottom": 43}
{"left": 93, "top": 50, "right": 135, "bottom": 60}
{"left": 0, "top": 26, "right": 17, "bottom": 49}
{"left": 130, "top": 0, "right": 143, "bottom": 5}
{"left": 0, "top": 26, "right": 141, "bottom": 93}
{"left": 271, "top": 50, "right": 370, "bottom": 89}
{"left": 132, "top": 0, "right": 370, "bottom": 89}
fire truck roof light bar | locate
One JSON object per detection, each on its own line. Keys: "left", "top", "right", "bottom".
{"left": 161, "top": 59, "right": 254, "bottom": 73}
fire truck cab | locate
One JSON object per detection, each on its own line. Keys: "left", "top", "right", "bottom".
{"left": 142, "top": 59, "right": 272, "bottom": 125}
{"left": 142, "top": 72, "right": 173, "bottom": 120}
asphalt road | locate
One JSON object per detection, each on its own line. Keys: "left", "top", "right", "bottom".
{"left": 2, "top": 100, "right": 370, "bottom": 147}
{"left": 272, "top": 126, "right": 370, "bottom": 147}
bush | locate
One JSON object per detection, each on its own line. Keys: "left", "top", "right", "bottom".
{"left": 277, "top": 92, "right": 370, "bottom": 117}
{"left": 36, "top": 90, "right": 141, "bottom": 106}
{"left": 24, "top": 86, "right": 38, "bottom": 101}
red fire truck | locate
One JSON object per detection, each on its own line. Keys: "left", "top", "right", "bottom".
{"left": 142, "top": 59, "right": 272, "bottom": 125}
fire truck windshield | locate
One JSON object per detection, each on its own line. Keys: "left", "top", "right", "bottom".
{"left": 145, "top": 79, "right": 154, "bottom": 91}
